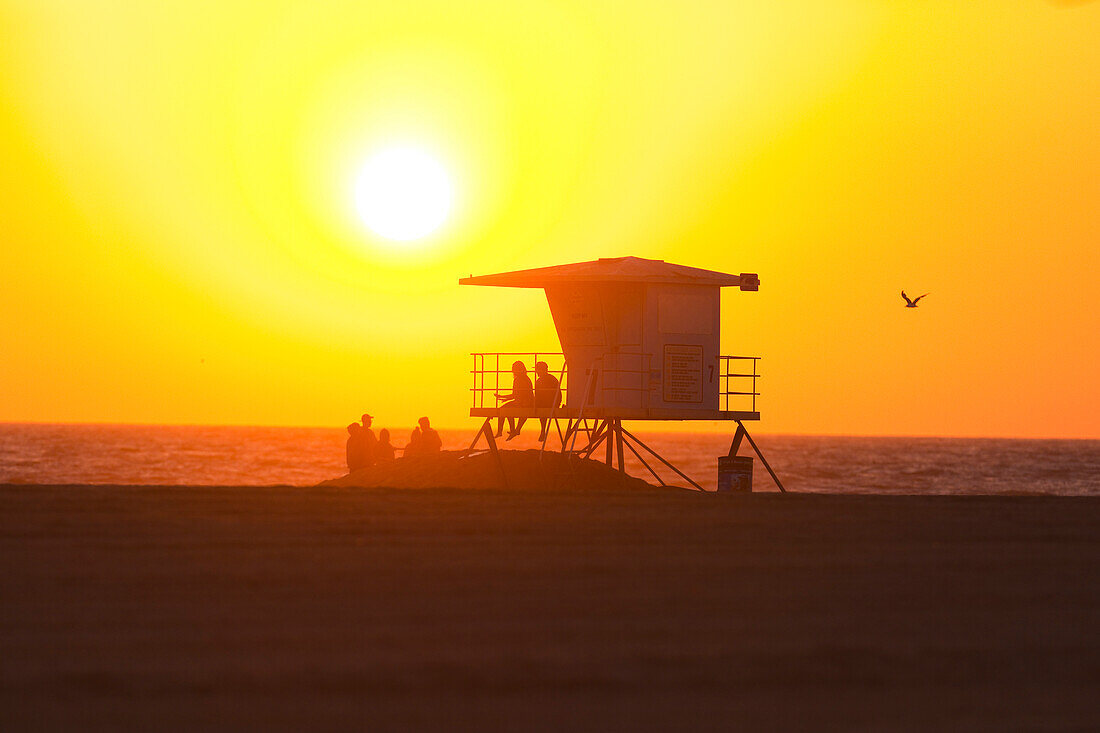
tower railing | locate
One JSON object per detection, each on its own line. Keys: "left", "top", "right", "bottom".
{"left": 471, "top": 352, "right": 760, "bottom": 415}
{"left": 470, "top": 353, "right": 567, "bottom": 410}
{"left": 719, "top": 355, "right": 759, "bottom": 413}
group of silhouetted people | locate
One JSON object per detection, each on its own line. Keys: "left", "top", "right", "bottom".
{"left": 346, "top": 413, "right": 442, "bottom": 473}
{"left": 344, "top": 360, "right": 560, "bottom": 471}
{"left": 495, "top": 360, "right": 561, "bottom": 441}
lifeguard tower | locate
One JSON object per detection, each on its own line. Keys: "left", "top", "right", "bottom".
{"left": 461, "top": 257, "right": 784, "bottom": 492}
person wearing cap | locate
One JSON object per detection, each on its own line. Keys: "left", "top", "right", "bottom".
{"left": 360, "top": 413, "right": 378, "bottom": 466}
{"left": 533, "top": 361, "right": 561, "bottom": 442}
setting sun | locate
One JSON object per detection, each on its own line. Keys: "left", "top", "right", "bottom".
{"left": 353, "top": 146, "right": 453, "bottom": 242}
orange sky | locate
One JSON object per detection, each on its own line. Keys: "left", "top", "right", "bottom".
{"left": 2, "top": 1, "right": 1098, "bottom": 438}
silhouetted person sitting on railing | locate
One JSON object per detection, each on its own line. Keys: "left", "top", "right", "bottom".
{"left": 495, "top": 360, "right": 534, "bottom": 440}
{"left": 417, "top": 417, "right": 442, "bottom": 453}
{"left": 346, "top": 423, "right": 369, "bottom": 473}
{"left": 376, "top": 428, "right": 396, "bottom": 462}
{"left": 534, "top": 361, "right": 561, "bottom": 442}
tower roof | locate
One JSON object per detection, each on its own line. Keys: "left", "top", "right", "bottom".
{"left": 459, "top": 256, "right": 744, "bottom": 288}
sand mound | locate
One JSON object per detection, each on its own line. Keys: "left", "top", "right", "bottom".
{"left": 318, "top": 449, "right": 678, "bottom": 491}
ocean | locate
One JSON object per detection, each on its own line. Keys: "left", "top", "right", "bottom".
{"left": 1, "top": 423, "right": 1097, "bottom": 495}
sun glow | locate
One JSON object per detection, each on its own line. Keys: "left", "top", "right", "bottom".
{"left": 353, "top": 146, "right": 453, "bottom": 242}
{"left": 4, "top": 2, "right": 1100, "bottom": 436}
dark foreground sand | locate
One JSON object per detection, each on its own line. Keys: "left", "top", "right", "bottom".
{"left": 1, "top": 486, "right": 1098, "bottom": 732}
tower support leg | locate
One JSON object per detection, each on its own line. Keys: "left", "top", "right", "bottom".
{"left": 615, "top": 420, "right": 625, "bottom": 472}
{"left": 731, "top": 420, "right": 786, "bottom": 493}
{"left": 605, "top": 419, "right": 614, "bottom": 466}
{"left": 561, "top": 419, "right": 579, "bottom": 451}
{"left": 466, "top": 418, "right": 509, "bottom": 490}
{"left": 619, "top": 426, "right": 705, "bottom": 492}
{"left": 619, "top": 432, "right": 665, "bottom": 486}
{"left": 581, "top": 420, "right": 609, "bottom": 459}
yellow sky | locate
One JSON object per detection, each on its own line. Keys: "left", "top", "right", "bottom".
{"left": 2, "top": 1, "right": 1098, "bottom": 438}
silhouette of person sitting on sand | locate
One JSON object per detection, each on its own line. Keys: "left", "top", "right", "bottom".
{"left": 405, "top": 426, "right": 422, "bottom": 457}
{"left": 376, "top": 428, "right": 396, "bottom": 462}
{"left": 346, "top": 423, "right": 369, "bottom": 472}
{"left": 417, "top": 417, "right": 442, "bottom": 453}
{"left": 495, "top": 360, "right": 534, "bottom": 440}
{"left": 534, "top": 361, "right": 561, "bottom": 442}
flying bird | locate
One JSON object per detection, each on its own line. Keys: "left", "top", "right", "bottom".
{"left": 901, "top": 290, "right": 929, "bottom": 308}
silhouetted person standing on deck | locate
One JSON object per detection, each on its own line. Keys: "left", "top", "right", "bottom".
{"left": 376, "top": 428, "right": 396, "bottom": 462}
{"left": 346, "top": 423, "right": 369, "bottom": 472}
{"left": 417, "top": 417, "right": 442, "bottom": 453}
{"left": 534, "top": 361, "right": 561, "bottom": 442}
{"left": 495, "top": 360, "right": 534, "bottom": 440}
{"left": 360, "top": 413, "right": 378, "bottom": 466}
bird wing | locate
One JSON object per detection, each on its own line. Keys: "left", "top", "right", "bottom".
{"left": 901, "top": 290, "right": 913, "bottom": 305}
{"left": 913, "top": 292, "right": 930, "bottom": 304}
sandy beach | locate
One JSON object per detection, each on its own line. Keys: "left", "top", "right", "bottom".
{"left": 1, "top": 485, "right": 1098, "bottom": 731}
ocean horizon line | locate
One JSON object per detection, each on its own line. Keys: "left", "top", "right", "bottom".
{"left": 0, "top": 420, "right": 1096, "bottom": 443}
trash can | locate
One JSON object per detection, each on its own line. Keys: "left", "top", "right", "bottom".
{"left": 717, "top": 455, "right": 753, "bottom": 492}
